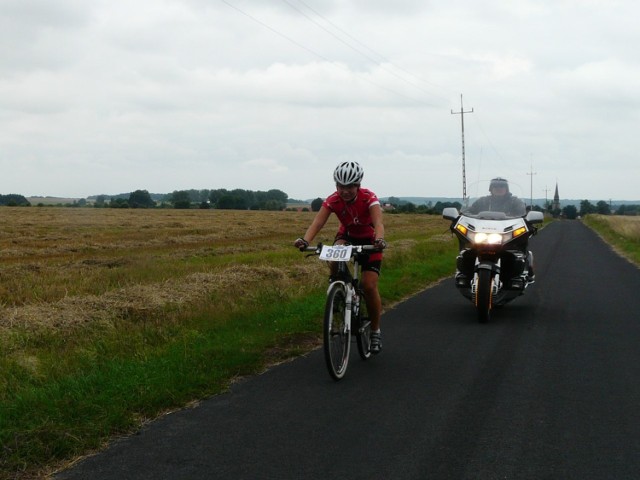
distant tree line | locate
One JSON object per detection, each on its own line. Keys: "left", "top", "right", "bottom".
{"left": 384, "top": 197, "right": 463, "bottom": 214}
{"left": 381, "top": 197, "right": 640, "bottom": 219}
{"left": 550, "top": 200, "right": 639, "bottom": 219}
{"left": 3, "top": 190, "right": 639, "bottom": 217}
{"left": 0, "top": 194, "right": 30, "bottom": 207}
{"left": 91, "top": 188, "right": 289, "bottom": 211}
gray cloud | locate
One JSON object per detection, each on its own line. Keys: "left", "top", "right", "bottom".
{"left": 1, "top": 0, "right": 639, "bottom": 201}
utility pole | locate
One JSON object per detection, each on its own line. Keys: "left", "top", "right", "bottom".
{"left": 526, "top": 163, "right": 537, "bottom": 208}
{"left": 542, "top": 185, "right": 551, "bottom": 211}
{"left": 451, "top": 94, "right": 473, "bottom": 203}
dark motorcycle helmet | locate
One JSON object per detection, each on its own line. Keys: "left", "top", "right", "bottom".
{"left": 489, "top": 177, "right": 510, "bottom": 193}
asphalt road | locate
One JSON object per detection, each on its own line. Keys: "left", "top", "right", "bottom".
{"left": 57, "top": 220, "right": 640, "bottom": 480}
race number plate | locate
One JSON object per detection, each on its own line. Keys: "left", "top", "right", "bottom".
{"left": 319, "top": 244, "right": 352, "bottom": 262}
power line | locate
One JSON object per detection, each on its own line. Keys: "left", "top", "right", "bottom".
{"left": 469, "top": 113, "right": 507, "bottom": 165}
{"left": 287, "top": 0, "right": 453, "bottom": 103}
{"left": 221, "top": 1, "right": 334, "bottom": 64}
{"left": 286, "top": 2, "right": 512, "bottom": 184}
{"left": 296, "top": 0, "right": 455, "bottom": 95}
{"left": 296, "top": 0, "right": 388, "bottom": 63}
{"left": 222, "top": 0, "right": 438, "bottom": 105}
{"left": 223, "top": 0, "right": 513, "bottom": 183}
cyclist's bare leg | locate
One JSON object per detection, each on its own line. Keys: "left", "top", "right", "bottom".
{"left": 361, "top": 270, "right": 382, "bottom": 331}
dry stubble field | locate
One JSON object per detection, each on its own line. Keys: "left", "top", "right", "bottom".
{"left": 0, "top": 207, "right": 450, "bottom": 338}
{"left": 0, "top": 207, "right": 321, "bottom": 334}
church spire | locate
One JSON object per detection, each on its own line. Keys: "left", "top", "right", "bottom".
{"left": 552, "top": 182, "right": 560, "bottom": 212}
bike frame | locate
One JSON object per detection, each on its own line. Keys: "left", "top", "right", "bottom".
{"left": 301, "top": 243, "right": 378, "bottom": 379}
{"left": 304, "top": 244, "right": 374, "bottom": 321}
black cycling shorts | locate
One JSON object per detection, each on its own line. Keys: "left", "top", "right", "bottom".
{"left": 333, "top": 234, "right": 382, "bottom": 275}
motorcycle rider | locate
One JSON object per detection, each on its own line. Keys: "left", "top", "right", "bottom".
{"left": 459, "top": 177, "right": 535, "bottom": 283}
{"left": 294, "top": 161, "right": 387, "bottom": 354}
{"left": 466, "top": 177, "right": 526, "bottom": 216}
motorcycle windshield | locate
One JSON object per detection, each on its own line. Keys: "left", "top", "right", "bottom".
{"left": 461, "top": 178, "right": 528, "bottom": 219}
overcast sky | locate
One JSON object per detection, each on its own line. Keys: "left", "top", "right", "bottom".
{"left": 2, "top": 0, "right": 639, "bottom": 202}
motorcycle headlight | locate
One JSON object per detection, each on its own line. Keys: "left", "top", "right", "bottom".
{"left": 473, "top": 232, "right": 503, "bottom": 245}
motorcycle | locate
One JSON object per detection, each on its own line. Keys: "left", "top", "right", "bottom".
{"left": 443, "top": 201, "right": 544, "bottom": 323}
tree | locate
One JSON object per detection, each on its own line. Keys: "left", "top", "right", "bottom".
{"left": 128, "top": 190, "right": 155, "bottom": 208}
{"left": 217, "top": 195, "right": 246, "bottom": 210}
{"left": 616, "top": 204, "right": 640, "bottom": 215}
{"left": 208, "top": 189, "right": 227, "bottom": 207}
{"left": 432, "top": 201, "right": 462, "bottom": 215}
{"left": 311, "top": 198, "right": 323, "bottom": 212}
{"left": 596, "top": 200, "right": 611, "bottom": 215}
{"left": 0, "top": 194, "right": 30, "bottom": 206}
{"left": 170, "top": 190, "right": 192, "bottom": 209}
{"left": 397, "top": 202, "right": 416, "bottom": 213}
{"left": 579, "top": 200, "right": 596, "bottom": 217}
{"left": 263, "top": 189, "right": 287, "bottom": 210}
{"left": 387, "top": 196, "right": 401, "bottom": 208}
{"left": 109, "top": 198, "right": 129, "bottom": 208}
{"left": 262, "top": 199, "right": 284, "bottom": 211}
{"left": 563, "top": 204, "right": 578, "bottom": 219}
{"left": 94, "top": 195, "right": 107, "bottom": 207}
{"left": 266, "top": 189, "right": 288, "bottom": 203}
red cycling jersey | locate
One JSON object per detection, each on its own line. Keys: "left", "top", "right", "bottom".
{"left": 322, "top": 188, "right": 381, "bottom": 241}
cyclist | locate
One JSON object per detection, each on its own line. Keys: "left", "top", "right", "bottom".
{"left": 294, "top": 161, "right": 387, "bottom": 354}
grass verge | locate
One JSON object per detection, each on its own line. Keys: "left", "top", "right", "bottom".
{"left": 1, "top": 293, "right": 326, "bottom": 478}
{"left": 582, "top": 214, "right": 640, "bottom": 267}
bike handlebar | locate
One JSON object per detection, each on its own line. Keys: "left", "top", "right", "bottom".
{"left": 299, "top": 243, "right": 383, "bottom": 254}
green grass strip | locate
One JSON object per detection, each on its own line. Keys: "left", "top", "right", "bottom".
{"left": 583, "top": 215, "right": 640, "bottom": 266}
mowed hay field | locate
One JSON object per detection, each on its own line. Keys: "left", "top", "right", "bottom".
{"left": 0, "top": 208, "right": 452, "bottom": 329}
{"left": 0, "top": 207, "right": 457, "bottom": 478}
{"left": 0, "top": 207, "right": 332, "bottom": 330}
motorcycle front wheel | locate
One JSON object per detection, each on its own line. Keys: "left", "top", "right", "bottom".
{"left": 476, "top": 269, "right": 493, "bottom": 323}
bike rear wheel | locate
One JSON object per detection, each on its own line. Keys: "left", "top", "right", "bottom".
{"left": 323, "top": 282, "right": 351, "bottom": 380}
{"left": 355, "top": 291, "right": 371, "bottom": 360}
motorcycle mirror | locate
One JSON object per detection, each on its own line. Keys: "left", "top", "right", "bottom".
{"left": 525, "top": 210, "right": 544, "bottom": 224}
{"left": 442, "top": 207, "right": 460, "bottom": 221}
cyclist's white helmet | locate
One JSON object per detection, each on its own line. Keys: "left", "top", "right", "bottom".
{"left": 333, "top": 161, "right": 364, "bottom": 186}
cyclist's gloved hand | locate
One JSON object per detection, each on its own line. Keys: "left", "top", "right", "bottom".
{"left": 294, "top": 238, "right": 309, "bottom": 250}
{"left": 374, "top": 238, "right": 387, "bottom": 250}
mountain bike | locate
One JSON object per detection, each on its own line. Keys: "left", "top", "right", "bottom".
{"left": 300, "top": 243, "right": 380, "bottom": 380}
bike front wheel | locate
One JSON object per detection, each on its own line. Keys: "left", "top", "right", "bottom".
{"left": 323, "top": 282, "right": 351, "bottom": 380}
